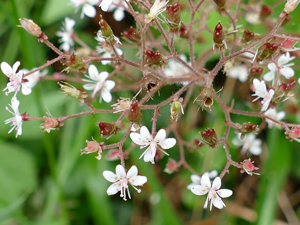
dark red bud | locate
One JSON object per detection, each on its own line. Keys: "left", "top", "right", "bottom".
{"left": 127, "top": 99, "right": 142, "bottom": 123}
{"left": 213, "top": 22, "right": 224, "bottom": 45}
{"left": 122, "top": 27, "right": 141, "bottom": 44}
{"left": 213, "top": 0, "right": 226, "bottom": 9}
{"left": 243, "top": 30, "right": 254, "bottom": 42}
{"left": 256, "top": 43, "right": 280, "bottom": 62}
{"left": 260, "top": 5, "right": 272, "bottom": 20}
{"left": 99, "top": 122, "right": 116, "bottom": 136}
{"left": 200, "top": 128, "right": 218, "bottom": 148}
{"left": 166, "top": 3, "right": 181, "bottom": 31}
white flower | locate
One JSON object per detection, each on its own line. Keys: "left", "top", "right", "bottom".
{"left": 264, "top": 108, "right": 286, "bottom": 129}
{"left": 70, "top": 0, "right": 99, "bottom": 18}
{"left": 103, "top": 164, "right": 147, "bottom": 201}
{"left": 190, "top": 174, "right": 233, "bottom": 211}
{"left": 145, "top": 0, "right": 169, "bottom": 23}
{"left": 252, "top": 78, "right": 274, "bottom": 111}
{"left": 100, "top": 0, "right": 129, "bottom": 21}
{"left": 5, "top": 96, "right": 23, "bottom": 138}
{"left": 187, "top": 170, "right": 218, "bottom": 190}
{"left": 228, "top": 64, "right": 249, "bottom": 82}
{"left": 21, "top": 68, "right": 47, "bottom": 89}
{"left": 1, "top": 61, "right": 31, "bottom": 95}
{"left": 82, "top": 65, "right": 115, "bottom": 102}
{"left": 263, "top": 52, "right": 295, "bottom": 81}
{"left": 163, "top": 54, "right": 190, "bottom": 86}
{"left": 232, "top": 133, "right": 262, "bottom": 155}
{"left": 56, "top": 17, "right": 76, "bottom": 52}
{"left": 130, "top": 126, "right": 176, "bottom": 164}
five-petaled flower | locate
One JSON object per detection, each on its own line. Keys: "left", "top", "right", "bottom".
{"left": 263, "top": 52, "right": 295, "bottom": 82}
{"left": 187, "top": 170, "right": 218, "bottom": 190}
{"left": 252, "top": 78, "right": 274, "bottom": 111}
{"left": 5, "top": 96, "right": 23, "bottom": 138}
{"left": 103, "top": 164, "right": 147, "bottom": 201}
{"left": 56, "top": 17, "right": 76, "bottom": 52}
{"left": 70, "top": 0, "right": 99, "bottom": 18}
{"left": 130, "top": 126, "right": 176, "bottom": 164}
{"left": 190, "top": 174, "right": 233, "bottom": 211}
{"left": 232, "top": 133, "right": 262, "bottom": 156}
{"left": 82, "top": 65, "right": 115, "bottom": 102}
{"left": 1, "top": 61, "right": 32, "bottom": 96}
{"left": 264, "top": 108, "right": 286, "bottom": 129}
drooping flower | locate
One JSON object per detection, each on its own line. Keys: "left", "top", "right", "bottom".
{"left": 70, "top": 0, "right": 99, "bottom": 18}
{"left": 5, "top": 96, "right": 23, "bottom": 138}
{"left": 82, "top": 65, "right": 115, "bottom": 102}
{"left": 145, "top": 0, "right": 169, "bottom": 23}
{"left": 264, "top": 108, "right": 286, "bottom": 128}
{"left": 228, "top": 64, "right": 249, "bottom": 82}
{"left": 187, "top": 170, "right": 218, "bottom": 190}
{"left": 1, "top": 61, "right": 31, "bottom": 95}
{"left": 130, "top": 126, "right": 176, "bottom": 164}
{"left": 232, "top": 133, "right": 262, "bottom": 156}
{"left": 252, "top": 78, "right": 274, "bottom": 111}
{"left": 103, "top": 164, "right": 147, "bottom": 201}
{"left": 56, "top": 17, "right": 76, "bottom": 52}
{"left": 263, "top": 52, "right": 295, "bottom": 81}
{"left": 190, "top": 174, "right": 233, "bottom": 211}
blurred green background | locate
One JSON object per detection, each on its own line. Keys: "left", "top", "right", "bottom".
{"left": 1, "top": 0, "right": 300, "bottom": 224}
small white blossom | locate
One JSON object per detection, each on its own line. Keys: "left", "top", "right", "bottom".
{"left": 145, "top": 0, "right": 169, "bottom": 23}
{"left": 228, "top": 64, "right": 249, "bottom": 82}
{"left": 263, "top": 52, "right": 295, "bottom": 81}
{"left": 5, "top": 97, "right": 23, "bottom": 138}
{"left": 191, "top": 174, "right": 233, "bottom": 211}
{"left": 56, "top": 17, "right": 76, "bottom": 52}
{"left": 130, "top": 126, "right": 176, "bottom": 164}
{"left": 233, "top": 133, "right": 262, "bottom": 156}
{"left": 252, "top": 78, "right": 274, "bottom": 111}
{"left": 70, "top": 0, "right": 99, "bottom": 18}
{"left": 264, "top": 108, "right": 286, "bottom": 129}
{"left": 187, "top": 170, "right": 218, "bottom": 190}
{"left": 21, "top": 68, "right": 47, "bottom": 89}
{"left": 103, "top": 164, "right": 147, "bottom": 201}
{"left": 82, "top": 65, "right": 115, "bottom": 102}
{"left": 1, "top": 61, "right": 32, "bottom": 96}
{"left": 100, "top": 0, "right": 129, "bottom": 21}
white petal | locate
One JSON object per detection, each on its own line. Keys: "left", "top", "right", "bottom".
{"left": 200, "top": 174, "right": 212, "bottom": 188}
{"left": 100, "top": 0, "right": 113, "bottom": 11}
{"left": 103, "top": 170, "right": 119, "bottom": 182}
{"left": 21, "top": 83, "right": 32, "bottom": 95}
{"left": 204, "top": 195, "right": 209, "bottom": 209}
{"left": 104, "top": 80, "right": 115, "bottom": 91}
{"left": 88, "top": 65, "right": 99, "bottom": 80}
{"left": 267, "top": 63, "right": 277, "bottom": 72}
{"left": 130, "top": 133, "right": 145, "bottom": 146}
{"left": 249, "top": 145, "right": 262, "bottom": 155}
{"left": 154, "top": 129, "right": 166, "bottom": 142}
{"left": 190, "top": 174, "right": 201, "bottom": 184}
{"left": 99, "top": 71, "right": 109, "bottom": 83}
{"left": 101, "top": 89, "right": 112, "bottom": 103}
{"left": 212, "top": 177, "right": 221, "bottom": 190}
{"left": 107, "top": 182, "right": 121, "bottom": 195}
{"left": 212, "top": 196, "right": 225, "bottom": 209}
{"left": 159, "top": 138, "right": 176, "bottom": 149}
{"left": 142, "top": 147, "right": 156, "bottom": 164}
{"left": 130, "top": 175, "right": 147, "bottom": 186}
{"left": 127, "top": 165, "right": 138, "bottom": 178}
{"left": 82, "top": 3, "right": 96, "bottom": 18}
{"left": 280, "top": 67, "right": 294, "bottom": 79}
{"left": 113, "top": 7, "right": 125, "bottom": 21}
{"left": 140, "top": 126, "right": 152, "bottom": 141}
{"left": 191, "top": 185, "right": 209, "bottom": 195}
{"left": 217, "top": 189, "right": 233, "bottom": 198}
{"left": 116, "top": 164, "right": 126, "bottom": 177}
{"left": 1, "top": 62, "right": 13, "bottom": 77}
{"left": 263, "top": 71, "right": 275, "bottom": 81}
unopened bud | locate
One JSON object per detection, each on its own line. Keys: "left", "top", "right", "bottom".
{"left": 127, "top": 99, "right": 142, "bottom": 123}
{"left": 200, "top": 128, "right": 218, "bottom": 149}
{"left": 177, "top": 23, "right": 188, "bottom": 37}
{"left": 58, "top": 81, "right": 88, "bottom": 103}
{"left": 285, "top": 127, "right": 300, "bottom": 143}
{"left": 243, "top": 30, "right": 254, "bottom": 43}
{"left": 145, "top": 50, "right": 165, "bottom": 67}
{"left": 284, "top": 0, "right": 300, "bottom": 13}
{"left": 235, "top": 122, "right": 259, "bottom": 139}
{"left": 105, "top": 149, "right": 121, "bottom": 161}
{"left": 240, "top": 159, "right": 260, "bottom": 176}
{"left": 122, "top": 27, "right": 141, "bottom": 45}
{"left": 98, "top": 16, "right": 115, "bottom": 44}
{"left": 213, "top": 0, "right": 226, "bottom": 9}
{"left": 166, "top": 3, "right": 181, "bottom": 31}
{"left": 64, "top": 53, "right": 87, "bottom": 72}
{"left": 256, "top": 43, "right": 280, "bottom": 62}
{"left": 213, "top": 22, "right": 227, "bottom": 51}
{"left": 260, "top": 4, "right": 272, "bottom": 20}
{"left": 164, "top": 158, "right": 178, "bottom": 174}
{"left": 98, "top": 122, "right": 121, "bottom": 137}
{"left": 272, "top": 80, "right": 296, "bottom": 104}
{"left": 41, "top": 116, "right": 63, "bottom": 133}
{"left": 81, "top": 139, "right": 103, "bottom": 160}
{"left": 170, "top": 98, "right": 184, "bottom": 121}
{"left": 18, "top": 18, "right": 48, "bottom": 42}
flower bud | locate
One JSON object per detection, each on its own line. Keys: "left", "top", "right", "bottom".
{"left": 41, "top": 116, "right": 63, "bottom": 133}
{"left": 200, "top": 128, "right": 218, "bottom": 149}
{"left": 213, "top": 22, "right": 227, "bottom": 51}
{"left": 81, "top": 139, "right": 103, "bottom": 160}
{"left": 272, "top": 80, "right": 296, "bottom": 104}
{"left": 260, "top": 4, "right": 272, "bottom": 20}
{"left": 256, "top": 43, "right": 280, "bottom": 62}
{"left": 58, "top": 81, "right": 88, "bottom": 103}
{"left": 99, "top": 15, "right": 115, "bottom": 44}
{"left": 98, "top": 122, "right": 121, "bottom": 137}
{"left": 235, "top": 122, "right": 259, "bottom": 139}
{"left": 240, "top": 159, "right": 260, "bottom": 176}
{"left": 194, "top": 87, "right": 214, "bottom": 111}
{"left": 145, "top": 50, "right": 165, "bottom": 67}
{"left": 105, "top": 149, "right": 121, "bottom": 161}
{"left": 166, "top": 3, "right": 181, "bottom": 31}
{"left": 285, "top": 127, "right": 300, "bottom": 143}
{"left": 177, "top": 23, "right": 188, "bottom": 38}
{"left": 243, "top": 30, "right": 254, "bottom": 43}
{"left": 127, "top": 99, "right": 142, "bottom": 124}
{"left": 283, "top": 0, "right": 300, "bottom": 13}
{"left": 64, "top": 53, "right": 87, "bottom": 72}
{"left": 122, "top": 27, "right": 141, "bottom": 45}
{"left": 164, "top": 158, "right": 178, "bottom": 174}
{"left": 170, "top": 98, "right": 184, "bottom": 121}
{"left": 18, "top": 18, "right": 48, "bottom": 42}
{"left": 213, "top": 0, "right": 226, "bottom": 9}
{"left": 249, "top": 67, "right": 264, "bottom": 83}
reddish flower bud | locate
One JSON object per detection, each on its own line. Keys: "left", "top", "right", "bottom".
{"left": 249, "top": 67, "right": 264, "bottom": 83}
{"left": 235, "top": 122, "right": 259, "bottom": 139}
{"left": 145, "top": 50, "right": 165, "bottom": 67}
{"left": 41, "top": 116, "right": 63, "bottom": 133}
{"left": 164, "top": 158, "right": 178, "bottom": 174}
{"left": 18, "top": 18, "right": 48, "bottom": 42}
{"left": 243, "top": 30, "right": 254, "bottom": 43}
{"left": 81, "top": 139, "right": 103, "bottom": 160}
{"left": 240, "top": 159, "right": 260, "bottom": 176}
{"left": 260, "top": 4, "right": 272, "bottom": 20}
{"left": 105, "top": 149, "right": 120, "bottom": 161}
{"left": 64, "top": 53, "right": 87, "bottom": 72}
{"left": 166, "top": 3, "right": 181, "bottom": 31}
{"left": 213, "top": 22, "right": 226, "bottom": 51}
{"left": 285, "top": 127, "right": 300, "bottom": 143}
{"left": 98, "top": 122, "right": 121, "bottom": 137}
{"left": 127, "top": 99, "right": 142, "bottom": 123}
{"left": 213, "top": 0, "right": 226, "bottom": 9}
{"left": 256, "top": 43, "right": 280, "bottom": 62}
{"left": 177, "top": 23, "right": 188, "bottom": 37}
{"left": 200, "top": 128, "right": 218, "bottom": 149}
{"left": 272, "top": 80, "right": 296, "bottom": 104}
{"left": 122, "top": 27, "right": 141, "bottom": 45}
{"left": 282, "top": 39, "right": 295, "bottom": 49}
